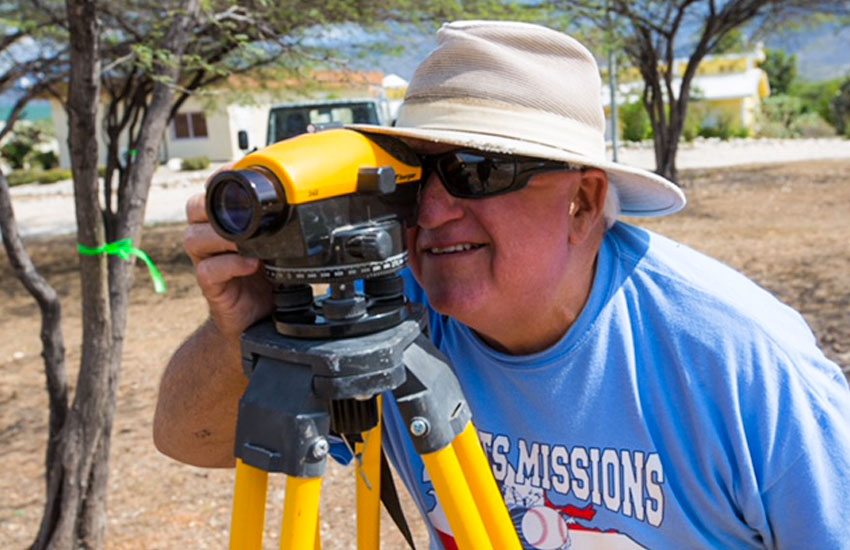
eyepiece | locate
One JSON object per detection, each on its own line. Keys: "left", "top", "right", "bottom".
{"left": 206, "top": 168, "right": 288, "bottom": 241}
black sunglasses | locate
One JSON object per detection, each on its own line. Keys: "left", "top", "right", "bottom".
{"left": 420, "top": 149, "right": 579, "bottom": 199}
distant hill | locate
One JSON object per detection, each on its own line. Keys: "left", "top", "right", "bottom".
{"left": 767, "top": 22, "right": 850, "bottom": 82}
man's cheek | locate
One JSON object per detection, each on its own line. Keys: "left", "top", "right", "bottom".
{"left": 405, "top": 228, "right": 418, "bottom": 260}
{"left": 405, "top": 228, "right": 424, "bottom": 279}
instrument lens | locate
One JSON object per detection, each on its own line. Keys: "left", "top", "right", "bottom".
{"left": 217, "top": 180, "right": 254, "bottom": 234}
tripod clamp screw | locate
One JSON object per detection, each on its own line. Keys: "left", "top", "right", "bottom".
{"left": 309, "top": 438, "right": 330, "bottom": 460}
{"left": 409, "top": 417, "right": 430, "bottom": 437}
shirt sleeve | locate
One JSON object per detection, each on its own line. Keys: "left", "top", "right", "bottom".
{"left": 756, "top": 356, "right": 850, "bottom": 549}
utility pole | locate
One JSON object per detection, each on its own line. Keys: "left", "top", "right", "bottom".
{"left": 605, "top": 0, "right": 619, "bottom": 162}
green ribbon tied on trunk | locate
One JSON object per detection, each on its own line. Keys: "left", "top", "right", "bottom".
{"left": 77, "top": 239, "right": 167, "bottom": 294}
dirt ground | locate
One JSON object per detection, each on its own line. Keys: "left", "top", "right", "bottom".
{"left": 1, "top": 159, "right": 849, "bottom": 549}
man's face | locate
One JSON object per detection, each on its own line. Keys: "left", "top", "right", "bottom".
{"left": 406, "top": 143, "right": 601, "bottom": 352}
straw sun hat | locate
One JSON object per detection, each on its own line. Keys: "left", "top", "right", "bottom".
{"left": 351, "top": 20, "right": 686, "bottom": 217}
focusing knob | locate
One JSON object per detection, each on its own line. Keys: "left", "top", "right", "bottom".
{"left": 346, "top": 231, "right": 392, "bottom": 261}
{"left": 357, "top": 167, "right": 397, "bottom": 194}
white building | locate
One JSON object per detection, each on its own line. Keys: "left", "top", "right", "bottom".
{"left": 49, "top": 70, "right": 390, "bottom": 169}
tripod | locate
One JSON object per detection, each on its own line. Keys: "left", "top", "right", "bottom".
{"left": 226, "top": 289, "right": 522, "bottom": 550}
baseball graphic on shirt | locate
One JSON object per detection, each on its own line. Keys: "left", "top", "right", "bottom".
{"left": 520, "top": 506, "right": 570, "bottom": 550}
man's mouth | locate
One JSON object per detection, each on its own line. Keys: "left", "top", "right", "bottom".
{"left": 426, "top": 243, "right": 484, "bottom": 255}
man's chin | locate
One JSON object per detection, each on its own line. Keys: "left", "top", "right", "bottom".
{"left": 422, "top": 285, "right": 488, "bottom": 324}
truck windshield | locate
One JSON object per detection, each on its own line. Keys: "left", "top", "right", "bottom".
{"left": 268, "top": 102, "right": 380, "bottom": 144}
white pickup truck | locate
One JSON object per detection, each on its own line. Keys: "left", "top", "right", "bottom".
{"left": 237, "top": 98, "right": 392, "bottom": 151}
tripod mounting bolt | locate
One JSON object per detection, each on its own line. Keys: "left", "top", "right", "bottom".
{"left": 409, "top": 417, "right": 431, "bottom": 437}
{"left": 309, "top": 438, "right": 330, "bottom": 461}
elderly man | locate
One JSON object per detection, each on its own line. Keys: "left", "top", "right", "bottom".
{"left": 154, "top": 20, "right": 850, "bottom": 550}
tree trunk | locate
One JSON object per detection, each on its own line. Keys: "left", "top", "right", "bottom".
{"left": 643, "top": 78, "right": 686, "bottom": 183}
{"left": 0, "top": 171, "right": 69, "bottom": 545}
{"left": 655, "top": 116, "right": 682, "bottom": 183}
{"left": 31, "top": 0, "right": 112, "bottom": 548}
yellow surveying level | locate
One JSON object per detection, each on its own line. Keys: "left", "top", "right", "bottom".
{"left": 206, "top": 129, "right": 522, "bottom": 549}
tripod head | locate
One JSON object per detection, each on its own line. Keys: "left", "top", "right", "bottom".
{"left": 206, "top": 128, "right": 422, "bottom": 339}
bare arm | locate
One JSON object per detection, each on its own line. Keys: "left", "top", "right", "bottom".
{"left": 153, "top": 318, "right": 247, "bottom": 467}
{"left": 153, "top": 185, "right": 274, "bottom": 467}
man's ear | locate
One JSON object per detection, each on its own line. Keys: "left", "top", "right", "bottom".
{"left": 569, "top": 168, "right": 608, "bottom": 245}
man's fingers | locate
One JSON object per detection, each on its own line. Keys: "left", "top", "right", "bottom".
{"left": 195, "top": 253, "right": 261, "bottom": 298}
{"left": 186, "top": 193, "right": 208, "bottom": 224}
{"left": 184, "top": 222, "right": 237, "bottom": 264}
{"left": 205, "top": 161, "right": 237, "bottom": 189}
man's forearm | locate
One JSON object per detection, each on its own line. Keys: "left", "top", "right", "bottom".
{"left": 153, "top": 318, "right": 248, "bottom": 467}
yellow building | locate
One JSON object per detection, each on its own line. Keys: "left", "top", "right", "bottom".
{"left": 602, "top": 47, "right": 771, "bottom": 139}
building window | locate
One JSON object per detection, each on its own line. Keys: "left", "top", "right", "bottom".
{"left": 173, "top": 112, "right": 208, "bottom": 139}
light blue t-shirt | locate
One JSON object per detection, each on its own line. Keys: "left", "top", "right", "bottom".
{"left": 381, "top": 221, "right": 850, "bottom": 550}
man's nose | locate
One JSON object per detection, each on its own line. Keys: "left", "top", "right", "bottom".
{"left": 416, "top": 172, "right": 464, "bottom": 229}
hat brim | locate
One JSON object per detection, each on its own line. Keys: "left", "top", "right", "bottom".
{"left": 349, "top": 124, "right": 686, "bottom": 218}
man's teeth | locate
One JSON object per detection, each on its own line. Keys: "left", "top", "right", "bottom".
{"left": 429, "top": 243, "right": 478, "bottom": 255}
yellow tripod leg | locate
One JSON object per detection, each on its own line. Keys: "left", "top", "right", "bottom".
{"left": 280, "top": 476, "right": 323, "bottom": 550}
{"left": 230, "top": 459, "right": 269, "bottom": 550}
{"left": 422, "top": 444, "right": 494, "bottom": 550}
{"left": 356, "top": 395, "right": 382, "bottom": 550}
{"left": 454, "top": 423, "right": 522, "bottom": 550}
{"left": 314, "top": 518, "right": 322, "bottom": 550}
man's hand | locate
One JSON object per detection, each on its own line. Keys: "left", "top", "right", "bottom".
{"left": 184, "top": 169, "right": 274, "bottom": 339}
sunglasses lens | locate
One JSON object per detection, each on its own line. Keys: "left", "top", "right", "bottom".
{"left": 439, "top": 152, "right": 517, "bottom": 197}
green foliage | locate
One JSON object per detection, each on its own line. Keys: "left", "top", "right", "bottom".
{"left": 34, "top": 150, "right": 59, "bottom": 170}
{"left": 698, "top": 112, "right": 747, "bottom": 140}
{"left": 181, "top": 156, "right": 210, "bottom": 171}
{"left": 1, "top": 140, "right": 33, "bottom": 170}
{"left": 5, "top": 169, "right": 41, "bottom": 186}
{"left": 4, "top": 167, "right": 71, "bottom": 186}
{"left": 619, "top": 101, "right": 652, "bottom": 142}
{"left": 832, "top": 77, "right": 850, "bottom": 137}
{"left": 789, "top": 79, "right": 843, "bottom": 126}
{"left": 714, "top": 28, "right": 748, "bottom": 54}
{"left": 760, "top": 49, "right": 798, "bottom": 95}
{"left": 37, "top": 168, "right": 72, "bottom": 184}
{"left": 683, "top": 102, "right": 707, "bottom": 142}
{"left": 757, "top": 93, "right": 836, "bottom": 138}
{"left": 792, "top": 112, "right": 837, "bottom": 138}
{"left": 758, "top": 94, "right": 804, "bottom": 137}
{"left": 0, "top": 121, "right": 55, "bottom": 169}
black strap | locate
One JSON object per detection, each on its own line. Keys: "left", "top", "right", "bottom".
{"left": 380, "top": 449, "right": 417, "bottom": 549}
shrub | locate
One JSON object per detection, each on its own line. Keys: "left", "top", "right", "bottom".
{"left": 833, "top": 78, "right": 850, "bottom": 137}
{"left": 619, "top": 101, "right": 652, "bottom": 142}
{"left": 757, "top": 95, "right": 803, "bottom": 137}
{"left": 0, "top": 120, "right": 55, "bottom": 170}
{"left": 683, "top": 102, "right": 709, "bottom": 142}
{"left": 760, "top": 49, "right": 797, "bottom": 96}
{"left": 792, "top": 112, "right": 837, "bottom": 138}
{"left": 698, "top": 112, "right": 745, "bottom": 141}
{"left": 34, "top": 150, "right": 59, "bottom": 170}
{"left": 757, "top": 120, "right": 794, "bottom": 139}
{"left": 6, "top": 169, "right": 41, "bottom": 186}
{"left": 1, "top": 141, "right": 33, "bottom": 170}
{"left": 37, "top": 168, "right": 72, "bottom": 184}
{"left": 731, "top": 126, "right": 749, "bottom": 139}
{"left": 181, "top": 156, "right": 210, "bottom": 171}
{"left": 791, "top": 78, "right": 842, "bottom": 128}
{"left": 758, "top": 94, "right": 838, "bottom": 138}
